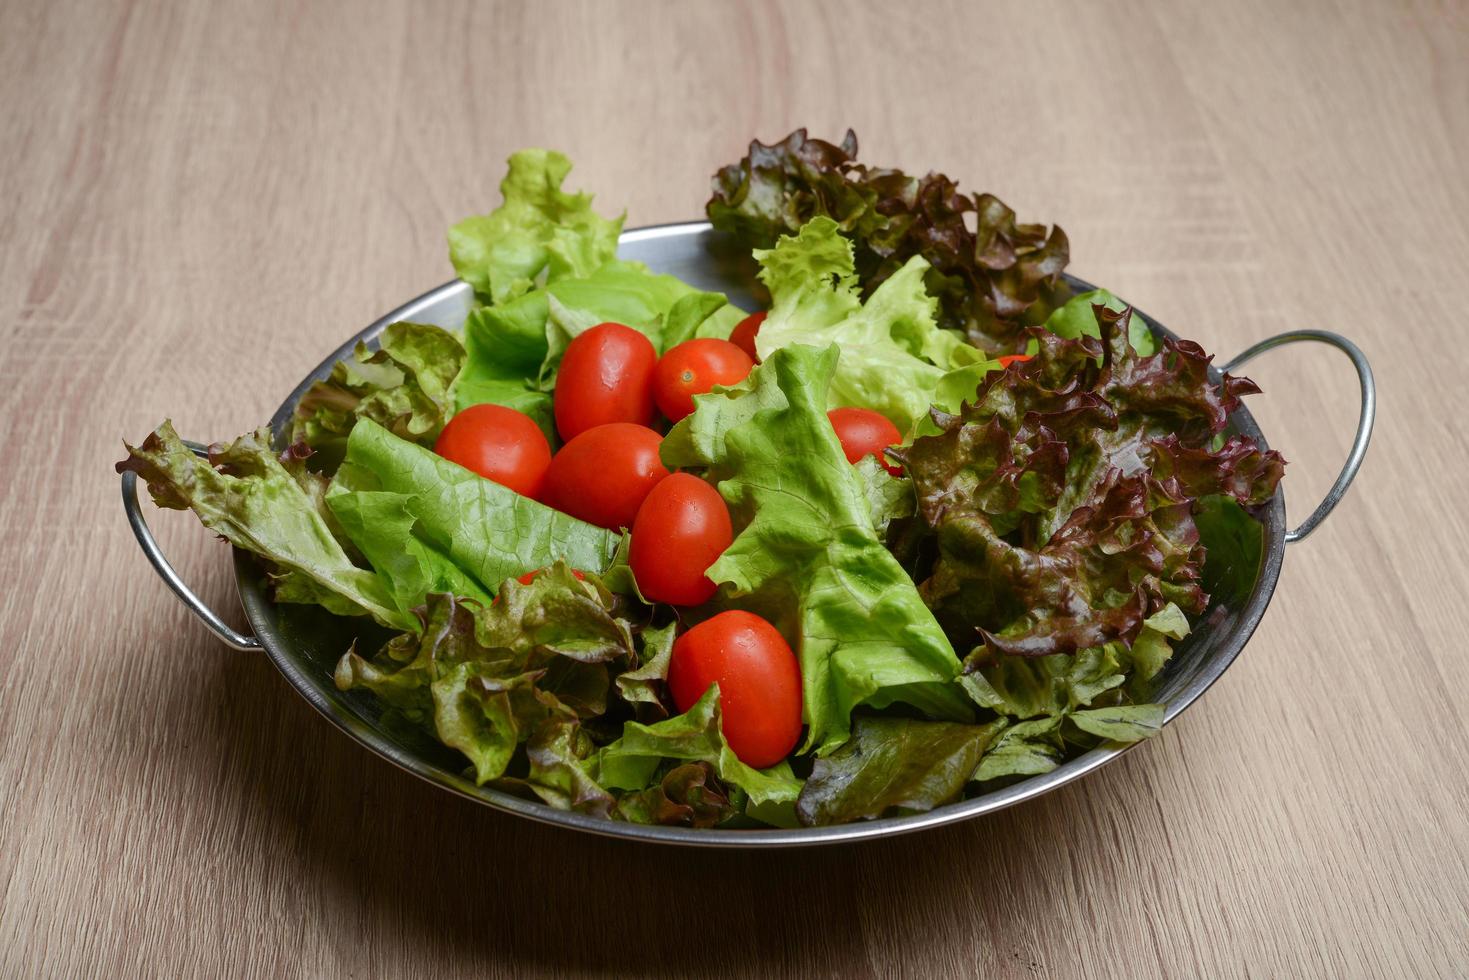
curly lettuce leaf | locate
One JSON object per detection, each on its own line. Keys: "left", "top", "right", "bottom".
{"left": 957, "top": 603, "right": 1186, "bottom": 721}
{"left": 516, "top": 719, "right": 616, "bottom": 816}
{"left": 954, "top": 604, "right": 1179, "bottom": 767}
{"left": 590, "top": 686, "right": 802, "bottom": 807}
{"left": 336, "top": 571, "right": 636, "bottom": 785}
{"left": 117, "top": 421, "right": 413, "bottom": 630}
{"left": 326, "top": 419, "right": 619, "bottom": 607}
{"left": 289, "top": 322, "right": 464, "bottom": 460}
{"left": 658, "top": 367, "right": 784, "bottom": 470}
{"left": 449, "top": 148, "right": 622, "bottom": 305}
{"left": 752, "top": 216, "right": 995, "bottom": 434}
{"left": 708, "top": 128, "right": 1070, "bottom": 353}
{"left": 895, "top": 306, "right": 1284, "bottom": 660}
{"left": 664, "top": 343, "right": 972, "bottom": 755}
{"left": 613, "top": 761, "right": 738, "bottom": 828}
{"left": 796, "top": 716, "right": 1005, "bottom": 826}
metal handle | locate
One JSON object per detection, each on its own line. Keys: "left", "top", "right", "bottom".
{"left": 1221, "top": 329, "right": 1375, "bottom": 545}
{"left": 120, "top": 440, "right": 261, "bottom": 652}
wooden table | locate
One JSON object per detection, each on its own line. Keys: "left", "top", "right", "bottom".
{"left": 3, "top": 0, "right": 1466, "bottom": 975}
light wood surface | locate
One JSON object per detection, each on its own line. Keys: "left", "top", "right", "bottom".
{"left": 3, "top": 0, "right": 1466, "bottom": 976}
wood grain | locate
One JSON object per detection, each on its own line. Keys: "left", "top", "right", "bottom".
{"left": 2, "top": 0, "right": 1466, "bottom": 976}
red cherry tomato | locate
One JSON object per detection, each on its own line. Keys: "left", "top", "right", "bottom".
{"left": 629, "top": 473, "right": 732, "bottom": 606}
{"left": 667, "top": 610, "right": 802, "bottom": 768}
{"left": 997, "top": 354, "right": 1031, "bottom": 367}
{"left": 652, "top": 338, "right": 754, "bottom": 422}
{"left": 728, "top": 310, "right": 766, "bottom": 362}
{"left": 516, "top": 568, "right": 586, "bottom": 585}
{"left": 554, "top": 323, "right": 658, "bottom": 441}
{"left": 541, "top": 423, "right": 669, "bottom": 530}
{"left": 827, "top": 407, "right": 903, "bottom": 477}
{"left": 433, "top": 404, "right": 552, "bottom": 497}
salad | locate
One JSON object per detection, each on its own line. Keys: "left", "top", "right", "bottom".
{"left": 118, "top": 130, "right": 1284, "bottom": 829}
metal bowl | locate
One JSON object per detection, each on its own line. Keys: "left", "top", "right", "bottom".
{"left": 121, "top": 222, "right": 1375, "bottom": 846}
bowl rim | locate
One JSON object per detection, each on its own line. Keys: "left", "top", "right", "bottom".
{"left": 237, "top": 220, "right": 1287, "bottom": 848}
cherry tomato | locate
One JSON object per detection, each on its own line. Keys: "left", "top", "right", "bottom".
{"left": 516, "top": 568, "right": 586, "bottom": 585}
{"left": 433, "top": 404, "right": 552, "bottom": 497}
{"left": 996, "top": 354, "right": 1031, "bottom": 367}
{"left": 728, "top": 310, "right": 766, "bottom": 362}
{"left": 554, "top": 323, "right": 657, "bottom": 441}
{"left": 629, "top": 473, "right": 732, "bottom": 606}
{"left": 541, "top": 423, "right": 669, "bottom": 530}
{"left": 667, "top": 610, "right": 802, "bottom": 768}
{"left": 827, "top": 407, "right": 903, "bottom": 477}
{"left": 652, "top": 338, "right": 754, "bottom": 422}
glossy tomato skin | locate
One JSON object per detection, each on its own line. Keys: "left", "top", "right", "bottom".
{"left": 554, "top": 323, "right": 658, "bottom": 441}
{"left": 652, "top": 338, "right": 754, "bottom": 422}
{"left": 433, "top": 404, "right": 552, "bottom": 497}
{"left": 541, "top": 423, "right": 669, "bottom": 530}
{"left": 728, "top": 310, "right": 766, "bottom": 362}
{"left": 629, "top": 473, "right": 732, "bottom": 606}
{"left": 996, "top": 354, "right": 1031, "bottom": 367}
{"left": 827, "top": 407, "right": 904, "bottom": 477}
{"left": 668, "top": 610, "right": 802, "bottom": 768}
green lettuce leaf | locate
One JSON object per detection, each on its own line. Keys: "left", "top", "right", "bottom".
{"left": 448, "top": 148, "right": 622, "bottom": 305}
{"left": 972, "top": 717, "right": 1065, "bottom": 782}
{"left": 613, "top": 761, "right": 738, "bottom": 828}
{"left": 664, "top": 343, "right": 972, "bottom": 754}
{"left": 336, "top": 570, "right": 635, "bottom": 784}
{"left": 855, "top": 455, "right": 916, "bottom": 535}
{"left": 1120, "top": 602, "right": 1191, "bottom": 699}
{"left": 613, "top": 622, "right": 677, "bottom": 719}
{"left": 955, "top": 607, "right": 1186, "bottom": 721}
{"left": 1193, "top": 494, "right": 1267, "bottom": 605}
{"left": 590, "top": 687, "right": 803, "bottom": 806}
{"left": 658, "top": 368, "right": 784, "bottom": 471}
{"left": 519, "top": 719, "right": 616, "bottom": 815}
{"left": 289, "top": 322, "right": 464, "bottom": 460}
{"left": 116, "top": 421, "right": 413, "bottom": 630}
{"left": 752, "top": 216, "right": 993, "bottom": 434}
{"left": 460, "top": 293, "right": 554, "bottom": 383}
{"left": 708, "top": 129, "right": 1071, "bottom": 353}
{"left": 1068, "top": 703, "right": 1165, "bottom": 742}
{"left": 326, "top": 419, "right": 619, "bottom": 608}
{"left": 1043, "top": 288, "right": 1157, "bottom": 356}
{"left": 662, "top": 291, "right": 746, "bottom": 348}
{"left": 935, "top": 600, "right": 1183, "bottom": 785}
{"left": 450, "top": 373, "right": 556, "bottom": 444}
{"left": 796, "top": 716, "right": 1005, "bottom": 826}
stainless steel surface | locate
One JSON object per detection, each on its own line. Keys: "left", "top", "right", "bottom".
{"left": 120, "top": 441, "right": 262, "bottom": 653}
{"left": 1221, "top": 330, "right": 1376, "bottom": 545}
{"left": 123, "top": 221, "right": 1375, "bottom": 846}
